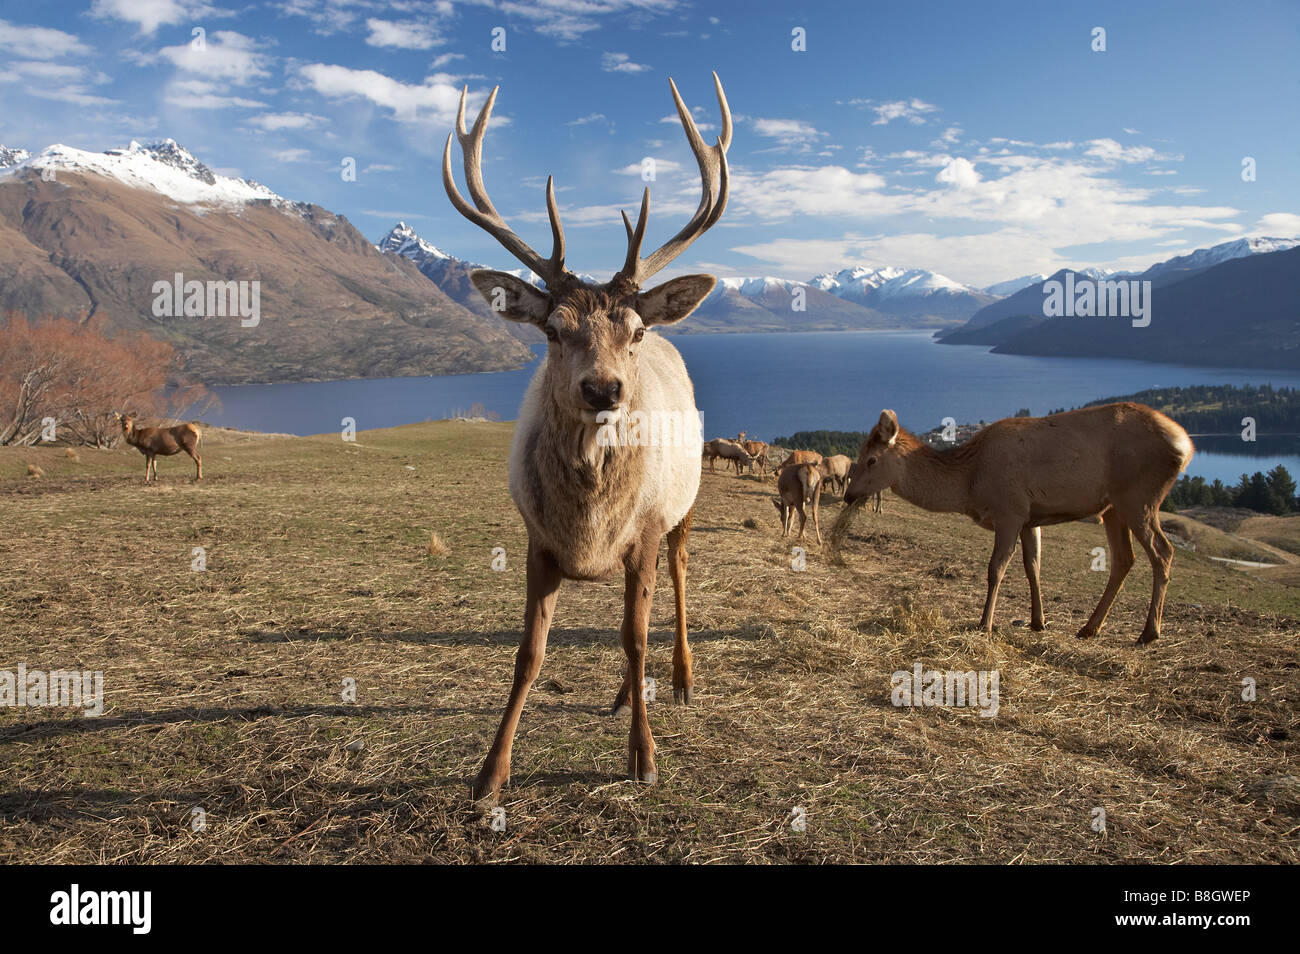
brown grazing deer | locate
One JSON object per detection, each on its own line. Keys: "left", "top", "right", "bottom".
{"left": 844, "top": 404, "right": 1193, "bottom": 644}
{"left": 740, "top": 439, "right": 770, "bottom": 474}
{"left": 115, "top": 412, "right": 202, "bottom": 482}
{"left": 773, "top": 461, "right": 823, "bottom": 543}
{"left": 818, "top": 454, "right": 853, "bottom": 496}
{"left": 703, "top": 437, "right": 752, "bottom": 474}
{"left": 444, "top": 74, "right": 731, "bottom": 806}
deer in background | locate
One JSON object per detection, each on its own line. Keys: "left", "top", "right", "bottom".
{"left": 740, "top": 439, "right": 770, "bottom": 474}
{"left": 774, "top": 461, "right": 823, "bottom": 543}
{"left": 444, "top": 74, "right": 732, "bottom": 805}
{"left": 844, "top": 404, "right": 1192, "bottom": 644}
{"left": 818, "top": 454, "right": 853, "bottom": 496}
{"left": 115, "top": 412, "right": 202, "bottom": 482}
{"left": 703, "top": 437, "right": 752, "bottom": 474}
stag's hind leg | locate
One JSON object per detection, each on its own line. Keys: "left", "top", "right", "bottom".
{"left": 472, "top": 540, "right": 561, "bottom": 806}
{"left": 667, "top": 508, "right": 694, "bottom": 704}
{"left": 1128, "top": 508, "right": 1174, "bottom": 646}
{"left": 1077, "top": 508, "right": 1134, "bottom": 640}
{"left": 1020, "top": 526, "right": 1046, "bottom": 631}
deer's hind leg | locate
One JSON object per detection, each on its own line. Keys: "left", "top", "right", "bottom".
{"left": 667, "top": 508, "right": 694, "bottom": 704}
{"left": 1127, "top": 507, "right": 1174, "bottom": 646}
{"left": 1020, "top": 526, "right": 1046, "bottom": 631}
{"left": 1077, "top": 508, "right": 1134, "bottom": 640}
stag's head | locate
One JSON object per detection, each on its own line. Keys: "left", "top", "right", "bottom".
{"left": 444, "top": 75, "right": 731, "bottom": 423}
{"left": 845, "top": 410, "right": 903, "bottom": 503}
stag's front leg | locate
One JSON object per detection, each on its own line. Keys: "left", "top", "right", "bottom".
{"left": 667, "top": 509, "right": 694, "bottom": 705}
{"left": 621, "top": 526, "right": 660, "bottom": 783}
{"left": 472, "top": 539, "right": 561, "bottom": 807}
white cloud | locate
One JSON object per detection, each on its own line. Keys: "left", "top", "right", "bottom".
{"left": 0, "top": 59, "right": 115, "bottom": 106}
{"left": 272, "top": 148, "right": 311, "bottom": 162}
{"left": 567, "top": 112, "right": 608, "bottom": 127}
{"left": 365, "top": 18, "right": 442, "bottom": 50}
{"left": 1255, "top": 212, "right": 1300, "bottom": 236}
{"left": 157, "top": 31, "right": 272, "bottom": 86}
{"left": 612, "top": 158, "right": 682, "bottom": 176}
{"left": 0, "top": 19, "right": 91, "bottom": 58}
{"left": 935, "top": 156, "right": 980, "bottom": 189}
{"left": 430, "top": 52, "right": 464, "bottom": 69}
{"left": 1084, "top": 138, "right": 1181, "bottom": 164}
{"left": 246, "top": 111, "right": 327, "bottom": 131}
{"left": 848, "top": 98, "right": 939, "bottom": 126}
{"left": 297, "top": 62, "right": 482, "bottom": 126}
{"left": 601, "top": 52, "right": 652, "bottom": 73}
{"left": 497, "top": 0, "right": 680, "bottom": 42}
{"left": 90, "top": 0, "right": 223, "bottom": 36}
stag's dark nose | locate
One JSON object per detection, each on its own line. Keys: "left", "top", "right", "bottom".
{"left": 580, "top": 378, "right": 622, "bottom": 410}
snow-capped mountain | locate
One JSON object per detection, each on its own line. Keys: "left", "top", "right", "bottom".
{"left": 0, "top": 140, "right": 532, "bottom": 382}
{"left": 377, "top": 221, "right": 453, "bottom": 262}
{"left": 984, "top": 273, "right": 1049, "bottom": 297}
{"left": 0, "top": 139, "right": 295, "bottom": 208}
{"left": 1139, "top": 236, "right": 1299, "bottom": 283}
{"left": 810, "top": 265, "right": 995, "bottom": 323}
{"left": 0, "top": 146, "right": 31, "bottom": 168}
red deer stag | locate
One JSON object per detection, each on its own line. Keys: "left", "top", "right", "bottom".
{"left": 444, "top": 75, "right": 731, "bottom": 805}
{"left": 844, "top": 404, "right": 1192, "bottom": 644}
{"left": 115, "top": 412, "right": 202, "bottom": 482}
{"left": 773, "top": 461, "right": 823, "bottom": 543}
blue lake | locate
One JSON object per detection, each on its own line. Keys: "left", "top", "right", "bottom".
{"left": 206, "top": 330, "right": 1300, "bottom": 486}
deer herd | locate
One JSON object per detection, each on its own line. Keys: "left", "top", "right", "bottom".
{"left": 433, "top": 73, "right": 1197, "bottom": 805}
{"left": 102, "top": 74, "right": 1196, "bottom": 806}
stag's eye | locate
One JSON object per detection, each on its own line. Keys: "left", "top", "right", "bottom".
{"left": 544, "top": 326, "right": 559, "bottom": 343}
{"left": 866, "top": 456, "right": 878, "bottom": 467}
{"left": 632, "top": 328, "right": 645, "bottom": 344}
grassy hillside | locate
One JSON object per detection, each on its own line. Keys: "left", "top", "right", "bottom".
{"left": 1, "top": 422, "right": 1297, "bottom": 863}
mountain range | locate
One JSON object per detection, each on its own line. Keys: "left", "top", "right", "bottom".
{"left": 940, "top": 241, "right": 1300, "bottom": 367}
{"left": 0, "top": 141, "right": 533, "bottom": 384}
{"left": 0, "top": 136, "right": 1296, "bottom": 382}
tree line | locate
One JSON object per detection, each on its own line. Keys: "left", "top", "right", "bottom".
{"left": 0, "top": 312, "right": 211, "bottom": 446}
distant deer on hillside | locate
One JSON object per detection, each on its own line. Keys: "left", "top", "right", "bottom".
{"left": 115, "top": 412, "right": 203, "bottom": 482}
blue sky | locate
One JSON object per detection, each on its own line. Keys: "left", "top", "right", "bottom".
{"left": 0, "top": 0, "right": 1297, "bottom": 285}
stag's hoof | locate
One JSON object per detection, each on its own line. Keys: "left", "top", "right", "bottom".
{"left": 638, "top": 771, "right": 657, "bottom": 785}
{"left": 470, "top": 781, "right": 504, "bottom": 809}
{"left": 1075, "top": 626, "right": 1097, "bottom": 640}
{"left": 1030, "top": 620, "right": 1047, "bottom": 632}
{"left": 673, "top": 687, "right": 694, "bottom": 705}
{"left": 1134, "top": 630, "right": 1159, "bottom": 646}
{"left": 610, "top": 701, "right": 632, "bottom": 717}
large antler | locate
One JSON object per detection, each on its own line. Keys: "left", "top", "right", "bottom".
{"left": 614, "top": 72, "right": 732, "bottom": 291}
{"left": 442, "top": 86, "right": 572, "bottom": 290}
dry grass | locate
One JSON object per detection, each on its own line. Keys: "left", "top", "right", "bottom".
{"left": 0, "top": 421, "right": 1297, "bottom": 864}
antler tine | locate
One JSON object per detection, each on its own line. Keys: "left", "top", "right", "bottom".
{"left": 615, "top": 72, "right": 732, "bottom": 290}
{"left": 442, "top": 86, "right": 567, "bottom": 285}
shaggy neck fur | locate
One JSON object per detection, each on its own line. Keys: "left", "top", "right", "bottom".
{"left": 523, "top": 359, "right": 648, "bottom": 568}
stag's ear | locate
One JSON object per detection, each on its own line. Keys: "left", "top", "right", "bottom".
{"left": 876, "top": 410, "right": 899, "bottom": 447}
{"left": 637, "top": 274, "right": 716, "bottom": 326}
{"left": 470, "top": 269, "right": 552, "bottom": 326}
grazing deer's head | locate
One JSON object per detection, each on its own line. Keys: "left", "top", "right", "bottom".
{"left": 846, "top": 409, "right": 903, "bottom": 502}
{"left": 445, "top": 75, "right": 731, "bottom": 423}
